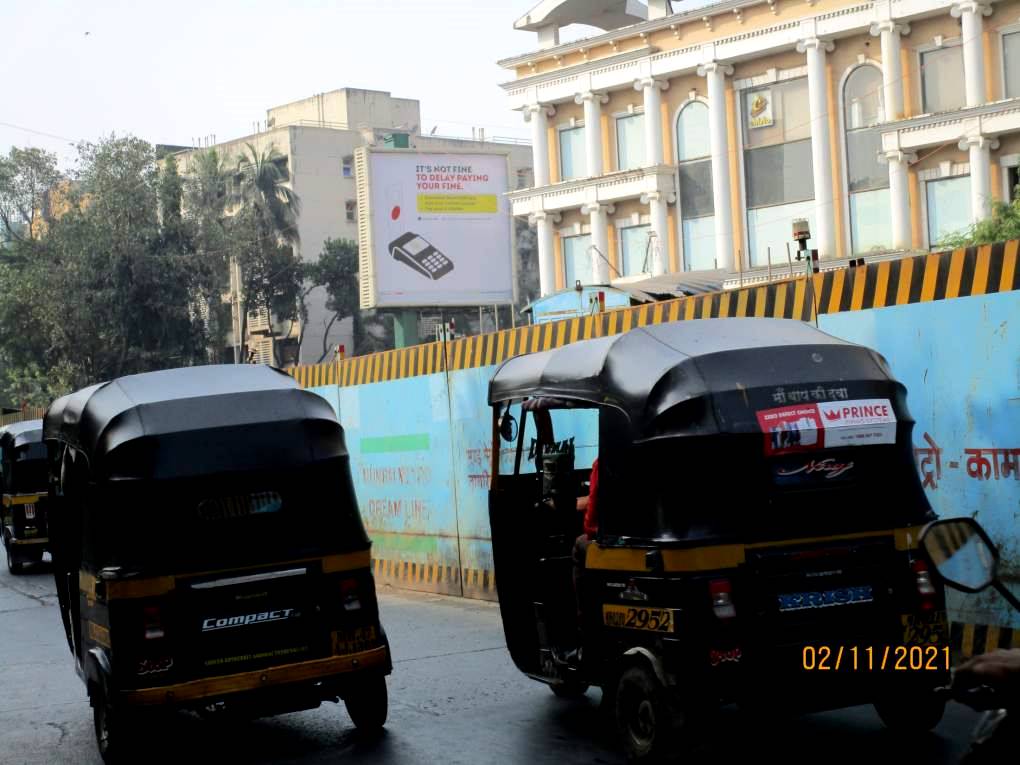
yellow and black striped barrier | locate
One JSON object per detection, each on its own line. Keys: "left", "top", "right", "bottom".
{"left": 370, "top": 557, "right": 496, "bottom": 601}
{"left": 951, "top": 621, "right": 1020, "bottom": 661}
{"left": 290, "top": 241, "right": 1020, "bottom": 389}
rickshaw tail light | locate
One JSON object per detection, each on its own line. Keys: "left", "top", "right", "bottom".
{"left": 341, "top": 578, "right": 362, "bottom": 611}
{"left": 912, "top": 560, "right": 937, "bottom": 600}
{"left": 143, "top": 606, "right": 165, "bottom": 640}
{"left": 709, "top": 579, "right": 736, "bottom": 620}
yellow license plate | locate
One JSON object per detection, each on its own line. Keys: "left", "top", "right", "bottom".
{"left": 902, "top": 611, "right": 948, "bottom": 645}
{"left": 331, "top": 624, "right": 378, "bottom": 655}
{"left": 602, "top": 605, "right": 676, "bottom": 633}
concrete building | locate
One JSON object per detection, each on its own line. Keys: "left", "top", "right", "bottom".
{"left": 172, "top": 88, "right": 532, "bottom": 365}
{"left": 502, "top": 0, "right": 1020, "bottom": 295}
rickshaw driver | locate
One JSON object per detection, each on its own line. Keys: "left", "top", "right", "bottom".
{"left": 572, "top": 457, "right": 599, "bottom": 619}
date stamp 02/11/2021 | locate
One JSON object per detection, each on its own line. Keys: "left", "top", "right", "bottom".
{"left": 802, "top": 645, "right": 951, "bottom": 672}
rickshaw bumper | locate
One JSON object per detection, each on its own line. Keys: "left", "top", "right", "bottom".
{"left": 117, "top": 645, "right": 392, "bottom": 708}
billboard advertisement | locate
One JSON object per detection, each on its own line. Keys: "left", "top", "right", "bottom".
{"left": 358, "top": 150, "right": 513, "bottom": 308}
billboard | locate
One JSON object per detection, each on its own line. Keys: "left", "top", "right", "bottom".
{"left": 357, "top": 149, "right": 514, "bottom": 308}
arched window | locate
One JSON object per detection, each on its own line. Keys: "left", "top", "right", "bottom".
{"left": 676, "top": 101, "right": 715, "bottom": 271}
{"left": 843, "top": 65, "right": 891, "bottom": 254}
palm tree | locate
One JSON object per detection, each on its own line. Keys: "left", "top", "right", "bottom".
{"left": 231, "top": 143, "right": 302, "bottom": 366}
{"left": 232, "top": 142, "right": 300, "bottom": 246}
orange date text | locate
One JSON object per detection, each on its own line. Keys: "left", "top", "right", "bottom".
{"left": 801, "top": 645, "right": 950, "bottom": 671}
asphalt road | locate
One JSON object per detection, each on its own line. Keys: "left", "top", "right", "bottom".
{"left": 0, "top": 558, "right": 984, "bottom": 765}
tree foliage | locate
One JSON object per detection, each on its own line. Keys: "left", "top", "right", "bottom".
{"left": 229, "top": 143, "right": 303, "bottom": 364}
{"left": 938, "top": 194, "right": 1020, "bottom": 249}
{"left": 0, "top": 136, "right": 216, "bottom": 405}
{"left": 0, "top": 147, "right": 62, "bottom": 243}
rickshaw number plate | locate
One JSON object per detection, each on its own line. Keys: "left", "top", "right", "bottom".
{"left": 332, "top": 625, "right": 377, "bottom": 655}
{"left": 902, "top": 611, "right": 948, "bottom": 645}
{"left": 602, "top": 605, "right": 676, "bottom": 633}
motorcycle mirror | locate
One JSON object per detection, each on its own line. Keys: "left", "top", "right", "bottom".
{"left": 920, "top": 518, "right": 999, "bottom": 593}
{"left": 499, "top": 413, "right": 518, "bottom": 443}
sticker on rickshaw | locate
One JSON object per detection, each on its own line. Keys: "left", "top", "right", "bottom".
{"left": 902, "top": 611, "right": 948, "bottom": 645}
{"left": 757, "top": 399, "right": 896, "bottom": 456}
{"left": 602, "top": 605, "right": 676, "bottom": 633}
{"left": 332, "top": 624, "right": 378, "bottom": 655}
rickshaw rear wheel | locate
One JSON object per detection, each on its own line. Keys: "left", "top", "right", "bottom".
{"left": 5, "top": 538, "right": 23, "bottom": 575}
{"left": 615, "top": 664, "right": 683, "bottom": 762}
{"left": 92, "top": 683, "right": 140, "bottom": 765}
{"left": 344, "top": 675, "right": 388, "bottom": 733}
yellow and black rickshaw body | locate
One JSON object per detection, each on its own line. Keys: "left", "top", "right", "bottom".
{"left": 44, "top": 366, "right": 391, "bottom": 762}
{"left": 488, "top": 318, "right": 950, "bottom": 759}
{"left": 0, "top": 419, "right": 50, "bottom": 574}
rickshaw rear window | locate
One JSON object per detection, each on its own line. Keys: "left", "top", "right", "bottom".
{"left": 78, "top": 459, "right": 368, "bottom": 572}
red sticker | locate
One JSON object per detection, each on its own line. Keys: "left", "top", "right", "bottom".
{"left": 756, "top": 405, "right": 823, "bottom": 455}
{"left": 391, "top": 205, "right": 401, "bottom": 220}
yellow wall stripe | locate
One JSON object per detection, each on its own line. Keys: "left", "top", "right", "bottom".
{"left": 1001, "top": 239, "right": 1018, "bottom": 292}
{"left": 973, "top": 244, "right": 992, "bottom": 295}
{"left": 300, "top": 244, "right": 1020, "bottom": 389}
{"left": 896, "top": 257, "right": 914, "bottom": 305}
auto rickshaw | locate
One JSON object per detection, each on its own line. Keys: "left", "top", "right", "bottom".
{"left": 0, "top": 419, "right": 49, "bottom": 573}
{"left": 487, "top": 318, "right": 949, "bottom": 761}
{"left": 43, "top": 365, "right": 392, "bottom": 763}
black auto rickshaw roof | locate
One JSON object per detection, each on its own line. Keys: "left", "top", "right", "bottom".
{"left": 0, "top": 419, "right": 43, "bottom": 451}
{"left": 488, "top": 318, "right": 901, "bottom": 438}
{"left": 43, "top": 365, "right": 344, "bottom": 480}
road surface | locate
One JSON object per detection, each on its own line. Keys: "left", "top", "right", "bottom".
{"left": 0, "top": 558, "right": 983, "bottom": 764}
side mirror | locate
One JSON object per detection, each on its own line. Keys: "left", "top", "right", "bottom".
{"left": 499, "top": 413, "right": 518, "bottom": 443}
{"left": 920, "top": 518, "right": 999, "bottom": 593}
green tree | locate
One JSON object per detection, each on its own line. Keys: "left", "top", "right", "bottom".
{"left": 0, "top": 147, "right": 62, "bottom": 244}
{"left": 183, "top": 148, "right": 233, "bottom": 359}
{"left": 937, "top": 194, "right": 1020, "bottom": 249}
{"left": 230, "top": 143, "right": 303, "bottom": 364}
{"left": 0, "top": 135, "right": 211, "bottom": 402}
{"left": 306, "top": 238, "right": 360, "bottom": 362}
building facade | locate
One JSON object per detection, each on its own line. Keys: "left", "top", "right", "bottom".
{"left": 172, "top": 88, "right": 532, "bottom": 365}
{"left": 502, "top": 0, "right": 1020, "bottom": 295}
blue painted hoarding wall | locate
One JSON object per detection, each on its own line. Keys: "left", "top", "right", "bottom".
{"left": 309, "top": 290, "right": 1019, "bottom": 630}
{"left": 821, "top": 291, "right": 1020, "bottom": 628}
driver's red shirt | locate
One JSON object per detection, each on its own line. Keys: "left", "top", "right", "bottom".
{"left": 583, "top": 458, "right": 599, "bottom": 538}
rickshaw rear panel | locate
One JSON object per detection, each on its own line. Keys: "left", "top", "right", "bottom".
{"left": 43, "top": 366, "right": 392, "bottom": 758}
{"left": 487, "top": 319, "right": 948, "bottom": 744}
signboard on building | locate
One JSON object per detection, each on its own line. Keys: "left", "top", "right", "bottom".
{"left": 356, "top": 148, "right": 514, "bottom": 308}
{"left": 747, "top": 89, "right": 774, "bottom": 129}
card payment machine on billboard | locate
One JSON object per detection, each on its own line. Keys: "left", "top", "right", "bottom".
{"left": 389, "top": 232, "right": 454, "bottom": 280}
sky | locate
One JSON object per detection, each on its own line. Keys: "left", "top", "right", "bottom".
{"left": 0, "top": 0, "right": 625, "bottom": 167}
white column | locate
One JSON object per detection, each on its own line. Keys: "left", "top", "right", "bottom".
{"left": 582, "top": 202, "right": 613, "bottom": 283}
{"left": 960, "top": 136, "right": 998, "bottom": 222}
{"left": 634, "top": 77, "right": 669, "bottom": 166}
{"left": 524, "top": 103, "right": 555, "bottom": 187}
{"left": 869, "top": 20, "right": 909, "bottom": 121}
{"left": 531, "top": 211, "right": 560, "bottom": 296}
{"left": 797, "top": 36, "right": 837, "bottom": 259}
{"left": 952, "top": 2, "right": 992, "bottom": 108}
{"left": 641, "top": 191, "right": 675, "bottom": 276}
{"left": 575, "top": 91, "right": 608, "bottom": 177}
{"left": 697, "top": 61, "right": 735, "bottom": 271}
{"left": 882, "top": 149, "right": 915, "bottom": 250}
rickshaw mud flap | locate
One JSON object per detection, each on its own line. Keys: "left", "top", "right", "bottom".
{"left": 77, "top": 549, "right": 372, "bottom": 600}
{"left": 116, "top": 645, "right": 390, "bottom": 706}
{"left": 585, "top": 525, "right": 925, "bottom": 573}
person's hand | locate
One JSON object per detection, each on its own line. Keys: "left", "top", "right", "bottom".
{"left": 576, "top": 496, "right": 589, "bottom": 512}
{"left": 954, "top": 649, "right": 1020, "bottom": 696}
